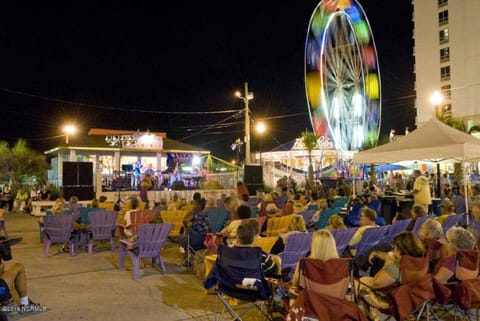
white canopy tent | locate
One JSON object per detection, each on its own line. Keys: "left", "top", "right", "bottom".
{"left": 353, "top": 117, "right": 480, "bottom": 218}
{"left": 353, "top": 117, "right": 480, "bottom": 164}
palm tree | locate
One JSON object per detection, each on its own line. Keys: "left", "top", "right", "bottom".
{"left": 301, "top": 131, "right": 319, "bottom": 189}
{"left": 0, "top": 139, "right": 50, "bottom": 193}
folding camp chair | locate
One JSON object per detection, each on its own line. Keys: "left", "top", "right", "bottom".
{"left": 278, "top": 232, "right": 312, "bottom": 271}
{"left": 445, "top": 249, "right": 480, "bottom": 321}
{"left": 204, "top": 245, "right": 275, "bottom": 321}
{"left": 351, "top": 225, "right": 390, "bottom": 256}
{"left": 412, "top": 215, "right": 435, "bottom": 236}
{"left": 331, "top": 227, "right": 358, "bottom": 257}
{"left": 442, "top": 214, "right": 463, "bottom": 235}
{"left": 382, "top": 218, "right": 412, "bottom": 243}
{"left": 315, "top": 207, "right": 340, "bottom": 230}
{"left": 287, "top": 257, "right": 367, "bottom": 321}
{"left": 300, "top": 210, "right": 316, "bottom": 226}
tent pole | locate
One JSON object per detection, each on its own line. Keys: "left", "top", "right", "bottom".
{"left": 436, "top": 163, "right": 441, "bottom": 198}
{"left": 464, "top": 163, "right": 470, "bottom": 225}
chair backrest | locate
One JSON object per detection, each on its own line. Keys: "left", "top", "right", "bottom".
{"left": 160, "top": 209, "right": 186, "bottom": 238}
{"left": 300, "top": 257, "right": 351, "bottom": 299}
{"left": 88, "top": 210, "right": 119, "bottom": 240}
{"left": 424, "top": 238, "right": 450, "bottom": 273}
{"left": 315, "top": 208, "right": 341, "bottom": 230}
{"left": 265, "top": 215, "right": 294, "bottom": 237}
{"left": 300, "top": 210, "right": 316, "bottom": 225}
{"left": 278, "top": 232, "right": 312, "bottom": 270}
{"left": 98, "top": 201, "right": 115, "bottom": 211}
{"left": 333, "top": 197, "right": 348, "bottom": 209}
{"left": 412, "top": 215, "right": 435, "bottom": 236}
{"left": 367, "top": 199, "right": 382, "bottom": 216}
{"left": 442, "top": 214, "right": 462, "bottom": 235}
{"left": 136, "top": 223, "right": 174, "bottom": 258}
{"left": 216, "top": 198, "right": 225, "bottom": 208}
{"left": 250, "top": 206, "right": 258, "bottom": 218}
{"left": 252, "top": 236, "right": 278, "bottom": 253}
{"left": 79, "top": 207, "right": 103, "bottom": 224}
{"left": 456, "top": 249, "right": 480, "bottom": 281}
{"left": 382, "top": 218, "right": 412, "bottom": 243}
{"left": 307, "top": 204, "right": 318, "bottom": 211}
{"left": 331, "top": 227, "right": 358, "bottom": 256}
{"left": 248, "top": 197, "right": 259, "bottom": 207}
{"left": 274, "top": 196, "right": 288, "bottom": 209}
{"left": 213, "top": 245, "right": 270, "bottom": 301}
{"left": 43, "top": 215, "right": 75, "bottom": 242}
{"left": 356, "top": 225, "right": 391, "bottom": 256}
{"left": 399, "top": 255, "right": 430, "bottom": 284}
{"left": 205, "top": 208, "right": 229, "bottom": 233}
{"left": 343, "top": 203, "right": 363, "bottom": 227}
{"left": 129, "top": 210, "right": 157, "bottom": 235}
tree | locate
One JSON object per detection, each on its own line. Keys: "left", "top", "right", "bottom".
{"left": 301, "top": 130, "right": 319, "bottom": 189}
{"left": 0, "top": 139, "right": 50, "bottom": 193}
{"left": 438, "top": 115, "right": 467, "bottom": 185}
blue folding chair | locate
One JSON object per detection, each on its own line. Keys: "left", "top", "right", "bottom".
{"left": 205, "top": 208, "right": 229, "bottom": 233}
{"left": 333, "top": 197, "right": 348, "bottom": 209}
{"left": 315, "top": 207, "right": 341, "bottom": 230}
{"left": 442, "top": 214, "right": 463, "bottom": 235}
{"left": 354, "top": 225, "right": 391, "bottom": 256}
{"left": 382, "top": 218, "right": 412, "bottom": 243}
{"left": 412, "top": 215, "right": 435, "bottom": 236}
{"left": 331, "top": 227, "right": 358, "bottom": 256}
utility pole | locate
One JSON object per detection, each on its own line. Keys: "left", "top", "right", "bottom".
{"left": 244, "top": 82, "right": 251, "bottom": 165}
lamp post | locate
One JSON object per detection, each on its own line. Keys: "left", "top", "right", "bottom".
{"left": 62, "top": 124, "right": 77, "bottom": 144}
{"left": 430, "top": 90, "right": 444, "bottom": 119}
{"left": 255, "top": 121, "right": 266, "bottom": 165}
{"left": 430, "top": 91, "right": 444, "bottom": 198}
{"left": 235, "top": 82, "right": 254, "bottom": 165}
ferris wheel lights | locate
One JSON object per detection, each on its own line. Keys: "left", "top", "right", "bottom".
{"left": 365, "top": 74, "right": 379, "bottom": 99}
{"left": 354, "top": 21, "right": 370, "bottom": 44}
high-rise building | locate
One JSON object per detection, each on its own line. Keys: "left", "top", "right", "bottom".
{"left": 413, "top": 0, "right": 480, "bottom": 128}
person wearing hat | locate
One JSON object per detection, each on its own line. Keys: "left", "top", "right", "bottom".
{"left": 265, "top": 203, "right": 281, "bottom": 218}
{"left": 435, "top": 200, "right": 455, "bottom": 224}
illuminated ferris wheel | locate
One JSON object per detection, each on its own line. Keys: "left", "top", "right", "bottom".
{"left": 305, "top": 0, "right": 381, "bottom": 152}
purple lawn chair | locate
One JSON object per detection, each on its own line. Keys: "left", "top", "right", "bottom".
{"left": 119, "top": 223, "right": 174, "bottom": 279}
{"left": 300, "top": 210, "right": 316, "bottom": 226}
{"left": 382, "top": 218, "right": 412, "bottom": 243}
{"left": 412, "top": 215, "right": 435, "bottom": 236}
{"left": 331, "top": 227, "right": 358, "bottom": 256}
{"left": 87, "top": 210, "right": 119, "bottom": 255}
{"left": 278, "top": 232, "right": 312, "bottom": 270}
{"left": 442, "top": 214, "right": 463, "bottom": 235}
{"left": 43, "top": 215, "right": 75, "bottom": 257}
{"left": 354, "top": 225, "right": 391, "bottom": 256}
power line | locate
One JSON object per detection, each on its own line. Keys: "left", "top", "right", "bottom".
{"left": 0, "top": 87, "right": 239, "bottom": 115}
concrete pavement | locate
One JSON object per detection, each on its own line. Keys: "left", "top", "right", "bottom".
{"left": 2, "top": 212, "right": 215, "bottom": 321}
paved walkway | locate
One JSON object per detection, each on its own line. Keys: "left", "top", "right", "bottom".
{"left": 2, "top": 212, "right": 215, "bottom": 321}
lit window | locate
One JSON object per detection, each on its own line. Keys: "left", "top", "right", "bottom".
{"left": 439, "top": 10, "right": 449, "bottom": 25}
{"left": 442, "top": 104, "right": 452, "bottom": 117}
{"left": 439, "top": 29, "right": 449, "bottom": 44}
{"left": 441, "top": 66, "right": 451, "bottom": 81}
{"left": 441, "top": 84, "right": 451, "bottom": 99}
{"left": 438, "top": 0, "right": 448, "bottom": 7}
{"left": 440, "top": 47, "right": 450, "bottom": 62}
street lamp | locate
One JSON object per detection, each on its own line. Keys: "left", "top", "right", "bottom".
{"left": 235, "top": 82, "right": 254, "bottom": 165}
{"left": 430, "top": 91, "right": 444, "bottom": 119}
{"left": 62, "top": 124, "right": 77, "bottom": 144}
{"left": 430, "top": 90, "right": 444, "bottom": 197}
{"left": 255, "top": 121, "right": 266, "bottom": 164}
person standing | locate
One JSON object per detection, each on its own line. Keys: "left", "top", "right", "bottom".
{"left": 412, "top": 169, "right": 432, "bottom": 212}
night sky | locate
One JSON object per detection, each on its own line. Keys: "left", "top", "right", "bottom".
{"left": 0, "top": 1, "right": 415, "bottom": 161}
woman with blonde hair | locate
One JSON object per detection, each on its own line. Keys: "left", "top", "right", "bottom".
{"left": 326, "top": 214, "right": 346, "bottom": 230}
{"left": 290, "top": 229, "right": 339, "bottom": 290}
